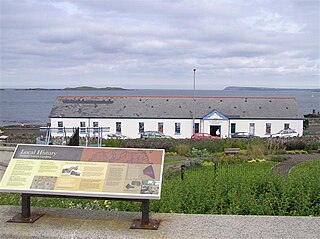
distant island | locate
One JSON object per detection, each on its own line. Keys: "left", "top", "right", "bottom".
{"left": 2, "top": 86, "right": 318, "bottom": 92}
{"left": 63, "top": 86, "right": 128, "bottom": 91}
{"left": 224, "top": 86, "right": 320, "bottom": 92}
{"left": 13, "top": 86, "right": 129, "bottom": 91}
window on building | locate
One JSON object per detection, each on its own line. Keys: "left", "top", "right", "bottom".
{"left": 284, "top": 123, "right": 290, "bottom": 130}
{"left": 195, "top": 123, "right": 199, "bottom": 133}
{"left": 266, "top": 123, "right": 271, "bottom": 134}
{"left": 116, "top": 122, "right": 121, "bottom": 134}
{"left": 231, "top": 123, "right": 236, "bottom": 134}
{"left": 93, "top": 122, "right": 99, "bottom": 136}
{"left": 80, "top": 121, "right": 86, "bottom": 134}
{"left": 57, "top": 121, "right": 63, "bottom": 133}
{"left": 249, "top": 123, "right": 255, "bottom": 135}
{"left": 175, "top": 122, "right": 181, "bottom": 134}
{"left": 158, "top": 122, "right": 164, "bottom": 133}
{"left": 139, "top": 122, "right": 144, "bottom": 133}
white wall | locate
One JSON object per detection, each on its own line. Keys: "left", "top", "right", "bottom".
{"left": 229, "top": 119, "right": 303, "bottom": 137}
{"left": 51, "top": 118, "right": 199, "bottom": 139}
{"left": 51, "top": 118, "right": 303, "bottom": 138}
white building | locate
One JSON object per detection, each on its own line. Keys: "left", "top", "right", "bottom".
{"left": 49, "top": 96, "right": 304, "bottom": 139}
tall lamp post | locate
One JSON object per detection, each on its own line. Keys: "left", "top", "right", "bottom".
{"left": 192, "top": 68, "right": 196, "bottom": 134}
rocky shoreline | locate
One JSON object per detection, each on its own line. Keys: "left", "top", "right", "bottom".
{"left": 1, "top": 124, "right": 44, "bottom": 138}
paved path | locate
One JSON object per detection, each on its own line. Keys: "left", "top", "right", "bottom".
{"left": 0, "top": 147, "right": 14, "bottom": 181}
{"left": 271, "top": 153, "right": 320, "bottom": 177}
{"left": 0, "top": 206, "right": 319, "bottom": 239}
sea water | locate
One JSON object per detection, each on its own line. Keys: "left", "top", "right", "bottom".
{"left": 0, "top": 89, "right": 319, "bottom": 126}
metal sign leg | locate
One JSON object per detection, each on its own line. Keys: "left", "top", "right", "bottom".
{"left": 130, "top": 199, "right": 160, "bottom": 230}
{"left": 7, "top": 194, "right": 44, "bottom": 223}
{"left": 22, "top": 194, "right": 31, "bottom": 218}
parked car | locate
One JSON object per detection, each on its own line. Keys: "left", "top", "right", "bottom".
{"left": 106, "top": 133, "right": 127, "bottom": 139}
{"left": 140, "top": 131, "right": 172, "bottom": 139}
{"left": 0, "top": 135, "right": 8, "bottom": 140}
{"left": 0, "top": 130, "right": 8, "bottom": 140}
{"left": 191, "top": 133, "right": 218, "bottom": 140}
{"left": 271, "top": 129, "right": 299, "bottom": 138}
{"left": 259, "top": 134, "right": 272, "bottom": 138}
{"left": 231, "top": 132, "right": 255, "bottom": 138}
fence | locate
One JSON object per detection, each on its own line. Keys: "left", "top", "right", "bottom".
{"left": 161, "top": 159, "right": 320, "bottom": 216}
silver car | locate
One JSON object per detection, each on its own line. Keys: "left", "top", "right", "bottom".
{"left": 271, "top": 129, "right": 299, "bottom": 138}
{"left": 140, "top": 131, "right": 172, "bottom": 139}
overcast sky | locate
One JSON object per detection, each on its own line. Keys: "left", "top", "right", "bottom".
{"left": 1, "top": 0, "right": 319, "bottom": 89}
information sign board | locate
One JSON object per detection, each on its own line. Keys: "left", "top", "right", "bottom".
{"left": 0, "top": 144, "right": 164, "bottom": 200}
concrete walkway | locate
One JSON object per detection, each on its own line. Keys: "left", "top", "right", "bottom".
{"left": 0, "top": 146, "right": 14, "bottom": 181}
{"left": 0, "top": 206, "right": 319, "bottom": 239}
{"left": 271, "top": 153, "right": 320, "bottom": 176}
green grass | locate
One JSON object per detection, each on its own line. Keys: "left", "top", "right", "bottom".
{"left": 1, "top": 160, "right": 319, "bottom": 216}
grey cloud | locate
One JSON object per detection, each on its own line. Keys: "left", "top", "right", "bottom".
{"left": 38, "top": 29, "right": 83, "bottom": 44}
{"left": 1, "top": 0, "right": 319, "bottom": 89}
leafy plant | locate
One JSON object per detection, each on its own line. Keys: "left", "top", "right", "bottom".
{"left": 187, "top": 148, "right": 209, "bottom": 157}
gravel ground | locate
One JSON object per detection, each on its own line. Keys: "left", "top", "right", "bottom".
{"left": 0, "top": 206, "right": 319, "bottom": 239}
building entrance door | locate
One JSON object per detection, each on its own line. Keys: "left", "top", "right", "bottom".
{"left": 210, "top": 125, "right": 221, "bottom": 137}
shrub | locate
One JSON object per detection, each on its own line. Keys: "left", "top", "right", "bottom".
{"left": 187, "top": 148, "right": 210, "bottom": 157}
{"left": 106, "top": 136, "right": 320, "bottom": 155}
{"left": 123, "top": 138, "right": 176, "bottom": 152}
{"left": 283, "top": 137, "right": 320, "bottom": 152}
{"left": 104, "top": 139, "right": 125, "bottom": 148}
{"left": 268, "top": 155, "right": 288, "bottom": 162}
{"left": 165, "top": 151, "right": 178, "bottom": 156}
{"left": 265, "top": 139, "right": 286, "bottom": 154}
{"left": 218, "top": 153, "right": 248, "bottom": 164}
{"left": 189, "top": 139, "right": 225, "bottom": 153}
{"left": 286, "top": 150, "right": 308, "bottom": 155}
{"left": 223, "top": 138, "right": 248, "bottom": 150}
{"left": 175, "top": 144, "right": 190, "bottom": 156}
{"left": 247, "top": 140, "right": 266, "bottom": 157}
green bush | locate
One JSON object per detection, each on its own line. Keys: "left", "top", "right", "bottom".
{"left": 175, "top": 144, "right": 190, "bottom": 156}
{"left": 265, "top": 139, "right": 286, "bottom": 154}
{"left": 268, "top": 155, "right": 289, "bottom": 162}
{"left": 187, "top": 148, "right": 209, "bottom": 157}
{"left": 247, "top": 139, "right": 266, "bottom": 157}
{"left": 123, "top": 138, "right": 176, "bottom": 152}
{"left": 283, "top": 137, "right": 320, "bottom": 152}
{"left": 105, "top": 137, "right": 320, "bottom": 155}
{"left": 104, "top": 139, "right": 125, "bottom": 147}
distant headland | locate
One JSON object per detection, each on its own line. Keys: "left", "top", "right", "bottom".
{"left": 63, "top": 86, "right": 128, "bottom": 91}
{"left": 1, "top": 86, "right": 319, "bottom": 92}
{"left": 13, "top": 86, "right": 129, "bottom": 91}
{"left": 223, "top": 86, "right": 319, "bottom": 92}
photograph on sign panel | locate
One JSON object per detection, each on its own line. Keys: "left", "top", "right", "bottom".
{"left": 140, "top": 180, "right": 160, "bottom": 194}
{"left": 62, "top": 165, "right": 81, "bottom": 176}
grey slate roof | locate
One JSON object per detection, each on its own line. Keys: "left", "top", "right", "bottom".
{"left": 49, "top": 96, "right": 304, "bottom": 119}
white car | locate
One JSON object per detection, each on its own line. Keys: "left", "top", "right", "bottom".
{"left": 0, "top": 130, "right": 8, "bottom": 140}
{"left": 105, "top": 133, "right": 128, "bottom": 139}
{"left": 271, "top": 129, "right": 299, "bottom": 138}
{"left": 0, "top": 135, "right": 8, "bottom": 140}
{"left": 140, "top": 131, "right": 172, "bottom": 139}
